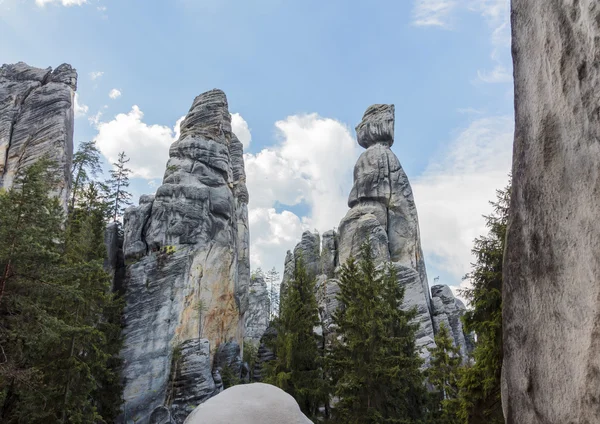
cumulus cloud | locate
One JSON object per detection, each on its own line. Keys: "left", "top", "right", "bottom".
{"left": 249, "top": 208, "right": 309, "bottom": 271}
{"left": 73, "top": 93, "right": 88, "bottom": 118}
{"left": 412, "top": 115, "right": 513, "bottom": 296}
{"left": 93, "top": 106, "right": 181, "bottom": 179}
{"left": 245, "top": 113, "right": 358, "bottom": 275}
{"left": 109, "top": 88, "right": 122, "bottom": 99}
{"left": 231, "top": 113, "right": 251, "bottom": 149}
{"left": 35, "top": 0, "right": 87, "bottom": 6}
{"left": 412, "top": 0, "right": 458, "bottom": 28}
{"left": 89, "top": 71, "right": 104, "bottom": 80}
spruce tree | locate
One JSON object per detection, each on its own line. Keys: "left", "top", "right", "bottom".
{"left": 457, "top": 183, "right": 510, "bottom": 424}
{"left": 263, "top": 256, "right": 327, "bottom": 419}
{"left": 426, "top": 323, "right": 462, "bottom": 424}
{"left": 329, "top": 243, "right": 427, "bottom": 424}
{"left": 106, "top": 151, "right": 132, "bottom": 222}
{"left": 70, "top": 141, "right": 102, "bottom": 213}
{"left": 0, "top": 160, "right": 123, "bottom": 423}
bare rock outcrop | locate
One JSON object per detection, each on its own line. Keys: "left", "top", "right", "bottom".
{"left": 0, "top": 62, "right": 76, "bottom": 209}
{"left": 183, "top": 383, "right": 313, "bottom": 424}
{"left": 118, "top": 89, "right": 250, "bottom": 423}
{"left": 430, "top": 285, "right": 473, "bottom": 360}
{"left": 503, "top": 1, "right": 600, "bottom": 423}
{"left": 244, "top": 273, "right": 270, "bottom": 345}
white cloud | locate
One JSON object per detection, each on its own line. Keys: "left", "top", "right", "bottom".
{"left": 97, "top": 6, "right": 106, "bottom": 11}
{"left": 249, "top": 208, "right": 309, "bottom": 272}
{"left": 231, "top": 113, "right": 251, "bottom": 149}
{"left": 413, "top": 115, "right": 513, "bottom": 297}
{"left": 89, "top": 71, "right": 104, "bottom": 80}
{"left": 93, "top": 106, "right": 180, "bottom": 179}
{"left": 412, "top": 0, "right": 458, "bottom": 28}
{"left": 88, "top": 110, "right": 103, "bottom": 126}
{"left": 73, "top": 93, "right": 88, "bottom": 118}
{"left": 109, "top": 88, "right": 122, "bottom": 99}
{"left": 477, "top": 64, "right": 512, "bottom": 83}
{"left": 245, "top": 113, "right": 358, "bottom": 275}
{"left": 35, "top": 0, "right": 87, "bottom": 7}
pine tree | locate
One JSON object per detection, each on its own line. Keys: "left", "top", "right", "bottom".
{"left": 426, "top": 323, "right": 462, "bottom": 424}
{"left": 457, "top": 183, "right": 510, "bottom": 424}
{"left": 263, "top": 256, "right": 328, "bottom": 419}
{"left": 106, "top": 151, "right": 132, "bottom": 222}
{"left": 70, "top": 141, "right": 102, "bottom": 213}
{"left": 329, "top": 243, "right": 427, "bottom": 424}
{"left": 0, "top": 160, "right": 123, "bottom": 423}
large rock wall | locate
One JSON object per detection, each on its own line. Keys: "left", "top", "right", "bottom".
{"left": 119, "top": 89, "right": 250, "bottom": 424}
{"left": 0, "top": 62, "right": 76, "bottom": 209}
{"left": 503, "top": 1, "right": 600, "bottom": 423}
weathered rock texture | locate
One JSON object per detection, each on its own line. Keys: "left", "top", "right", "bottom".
{"left": 503, "top": 1, "right": 600, "bottom": 423}
{"left": 183, "top": 383, "right": 313, "bottom": 424}
{"left": 118, "top": 89, "right": 250, "bottom": 423}
{"left": 244, "top": 273, "right": 270, "bottom": 344}
{"left": 0, "top": 62, "right": 76, "bottom": 209}
{"left": 430, "top": 285, "right": 473, "bottom": 360}
{"left": 280, "top": 105, "right": 452, "bottom": 359}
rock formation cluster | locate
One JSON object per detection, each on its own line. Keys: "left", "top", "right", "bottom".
{"left": 503, "top": 1, "right": 600, "bottom": 422}
{"left": 0, "top": 62, "right": 76, "bottom": 209}
{"left": 118, "top": 89, "right": 255, "bottom": 423}
{"left": 280, "top": 104, "right": 471, "bottom": 359}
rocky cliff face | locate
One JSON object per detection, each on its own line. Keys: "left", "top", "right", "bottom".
{"left": 244, "top": 273, "right": 270, "bottom": 345}
{"left": 279, "top": 105, "right": 470, "bottom": 360}
{"left": 430, "top": 285, "right": 473, "bottom": 360}
{"left": 118, "top": 89, "right": 250, "bottom": 424}
{"left": 0, "top": 62, "right": 76, "bottom": 209}
{"left": 503, "top": 1, "right": 600, "bottom": 423}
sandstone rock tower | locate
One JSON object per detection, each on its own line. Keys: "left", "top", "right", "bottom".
{"left": 503, "top": 1, "right": 600, "bottom": 422}
{"left": 0, "top": 62, "right": 77, "bottom": 209}
{"left": 280, "top": 104, "right": 471, "bottom": 359}
{"left": 119, "top": 89, "right": 250, "bottom": 423}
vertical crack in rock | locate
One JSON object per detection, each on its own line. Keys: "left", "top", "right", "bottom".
{"left": 0, "top": 62, "right": 75, "bottom": 210}
{"left": 119, "top": 89, "right": 250, "bottom": 424}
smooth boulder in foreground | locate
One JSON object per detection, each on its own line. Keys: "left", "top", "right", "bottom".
{"left": 183, "top": 383, "right": 313, "bottom": 424}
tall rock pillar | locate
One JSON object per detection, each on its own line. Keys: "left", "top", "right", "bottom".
{"left": 504, "top": 1, "right": 600, "bottom": 422}
{"left": 119, "top": 89, "right": 250, "bottom": 423}
{"left": 337, "top": 104, "right": 435, "bottom": 358}
{"left": 0, "top": 62, "right": 76, "bottom": 209}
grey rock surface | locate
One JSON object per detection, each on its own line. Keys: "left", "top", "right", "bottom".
{"left": 280, "top": 250, "right": 295, "bottom": 298}
{"left": 183, "top": 383, "right": 313, "bottom": 424}
{"left": 118, "top": 89, "right": 250, "bottom": 423}
{"left": 244, "top": 273, "right": 270, "bottom": 344}
{"left": 320, "top": 230, "right": 338, "bottom": 277}
{"left": 293, "top": 231, "right": 321, "bottom": 278}
{"left": 253, "top": 326, "right": 277, "bottom": 382}
{"left": 355, "top": 104, "right": 394, "bottom": 149}
{"left": 430, "top": 284, "right": 472, "bottom": 360}
{"left": 0, "top": 62, "right": 76, "bottom": 209}
{"left": 503, "top": 1, "right": 600, "bottom": 423}
{"left": 169, "top": 339, "right": 218, "bottom": 424}
{"left": 212, "top": 341, "right": 242, "bottom": 389}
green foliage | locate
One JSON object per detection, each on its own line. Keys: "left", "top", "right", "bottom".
{"left": 263, "top": 256, "right": 328, "bottom": 419}
{"left": 70, "top": 141, "right": 103, "bottom": 214}
{"left": 426, "top": 323, "right": 462, "bottom": 424}
{"left": 243, "top": 341, "right": 258, "bottom": 382}
{"left": 106, "top": 151, "right": 133, "bottom": 223}
{"left": 457, "top": 183, "right": 510, "bottom": 424}
{"left": 329, "top": 243, "right": 427, "bottom": 424}
{"left": 0, "top": 159, "right": 123, "bottom": 423}
{"left": 220, "top": 364, "right": 241, "bottom": 389}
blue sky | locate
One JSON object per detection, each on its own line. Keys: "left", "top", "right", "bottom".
{"left": 1, "top": 0, "right": 514, "bottom": 296}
